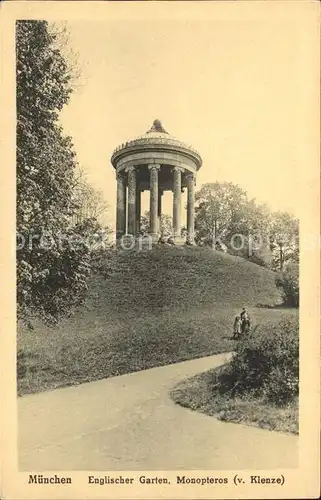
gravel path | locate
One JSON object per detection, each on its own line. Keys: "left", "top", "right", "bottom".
{"left": 18, "top": 353, "right": 298, "bottom": 470}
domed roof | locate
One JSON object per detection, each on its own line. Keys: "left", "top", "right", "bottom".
{"left": 111, "top": 119, "right": 202, "bottom": 169}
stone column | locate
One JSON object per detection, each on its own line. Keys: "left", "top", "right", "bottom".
{"left": 158, "top": 189, "right": 163, "bottom": 233}
{"left": 136, "top": 187, "right": 141, "bottom": 234}
{"left": 116, "top": 172, "right": 126, "bottom": 238}
{"left": 173, "top": 167, "right": 182, "bottom": 239}
{"left": 126, "top": 166, "right": 136, "bottom": 235}
{"left": 148, "top": 165, "right": 160, "bottom": 235}
{"left": 186, "top": 172, "right": 195, "bottom": 244}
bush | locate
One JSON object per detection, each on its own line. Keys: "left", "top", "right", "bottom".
{"left": 217, "top": 317, "right": 299, "bottom": 406}
{"left": 263, "top": 366, "right": 299, "bottom": 405}
{"left": 275, "top": 262, "right": 299, "bottom": 307}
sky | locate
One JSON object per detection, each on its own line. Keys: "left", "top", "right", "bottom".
{"left": 58, "top": 4, "right": 314, "bottom": 227}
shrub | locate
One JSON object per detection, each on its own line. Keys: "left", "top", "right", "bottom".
{"left": 217, "top": 317, "right": 299, "bottom": 406}
{"left": 275, "top": 262, "right": 299, "bottom": 307}
{"left": 263, "top": 366, "right": 299, "bottom": 405}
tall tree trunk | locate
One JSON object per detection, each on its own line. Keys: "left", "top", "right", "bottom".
{"left": 279, "top": 244, "right": 284, "bottom": 270}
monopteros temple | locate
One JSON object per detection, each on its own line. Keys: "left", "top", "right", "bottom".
{"left": 111, "top": 120, "right": 202, "bottom": 244}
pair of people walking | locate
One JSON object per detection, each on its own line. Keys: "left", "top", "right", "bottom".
{"left": 233, "top": 307, "right": 251, "bottom": 339}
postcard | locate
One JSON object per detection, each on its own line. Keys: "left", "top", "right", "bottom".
{"left": 1, "top": 1, "right": 320, "bottom": 499}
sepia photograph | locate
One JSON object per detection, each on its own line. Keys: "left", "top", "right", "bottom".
{"left": 1, "top": 1, "right": 320, "bottom": 499}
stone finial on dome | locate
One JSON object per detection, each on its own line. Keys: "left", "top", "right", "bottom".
{"left": 146, "top": 119, "right": 169, "bottom": 134}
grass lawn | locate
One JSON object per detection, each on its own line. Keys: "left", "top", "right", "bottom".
{"left": 170, "top": 365, "right": 299, "bottom": 434}
{"left": 18, "top": 245, "right": 295, "bottom": 396}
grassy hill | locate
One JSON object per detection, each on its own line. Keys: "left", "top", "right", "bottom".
{"left": 18, "top": 245, "right": 297, "bottom": 395}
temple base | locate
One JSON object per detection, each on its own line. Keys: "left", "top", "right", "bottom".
{"left": 148, "top": 232, "right": 160, "bottom": 244}
{"left": 172, "top": 235, "right": 186, "bottom": 246}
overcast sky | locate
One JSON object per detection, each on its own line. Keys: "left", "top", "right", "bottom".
{"left": 58, "top": 4, "right": 315, "bottom": 226}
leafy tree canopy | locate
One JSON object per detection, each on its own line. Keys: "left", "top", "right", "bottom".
{"left": 140, "top": 212, "right": 172, "bottom": 237}
{"left": 16, "top": 21, "right": 93, "bottom": 324}
{"left": 194, "top": 182, "right": 299, "bottom": 270}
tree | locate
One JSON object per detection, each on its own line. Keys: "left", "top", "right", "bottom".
{"left": 269, "top": 211, "right": 299, "bottom": 270}
{"left": 244, "top": 200, "right": 273, "bottom": 266}
{"left": 72, "top": 171, "right": 110, "bottom": 225}
{"left": 194, "top": 182, "right": 249, "bottom": 248}
{"left": 245, "top": 200, "right": 272, "bottom": 236}
{"left": 275, "top": 261, "right": 299, "bottom": 307}
{"left": 194, "top": 182, "right": 299, "bottom": 269}
{"left": 140, "top": 212, "right": 172, "bottom": 237}
{"left": 16, "top": 21, "right": 92, "bottom": 324}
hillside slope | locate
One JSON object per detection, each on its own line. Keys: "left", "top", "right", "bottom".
{"left": 18, "top": 246, "right": 297, "bottom": 395}
{"left": 91, "top": 245, "right": 282, "bottom": 314}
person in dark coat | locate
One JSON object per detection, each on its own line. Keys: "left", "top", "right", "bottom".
{"left": 240, "top": 307, "right": 251, "bottom": 334}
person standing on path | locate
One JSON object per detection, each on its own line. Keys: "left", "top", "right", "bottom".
{"left": 240, "top": 307, "right": 251, "bottom": 334}
{"left": 233, "top": 315, "right": 242, "bottom": 339}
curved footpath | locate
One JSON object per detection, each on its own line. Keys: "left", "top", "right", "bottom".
{"left": 18, "top": 353, "right": 298, "bottom": 470}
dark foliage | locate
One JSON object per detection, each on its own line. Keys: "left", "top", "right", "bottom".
{"left": 275, "top": 262, "right": 299, "bottom": 307}
{"left": 217, "top": 316, "right": 299, "bottom": 406}
{"left": 16, "top": 21, "right": 93, "bottom": 324}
